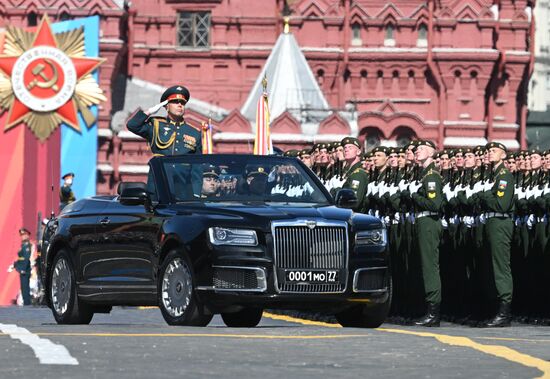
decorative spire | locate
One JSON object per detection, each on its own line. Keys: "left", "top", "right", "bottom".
{"left": 283, "top": 16, "right": 290, "bottom": 34}
{"left": 262, "top": 74, "right": 268, "bottom": 93}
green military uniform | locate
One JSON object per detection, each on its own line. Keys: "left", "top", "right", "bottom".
{"left": 476, "top": 142, "right": 515, "bottom": 325}
{"left": 14, "top": 229, "right": 32, "bottom": 306}
{"left": 412, "top": 160, "right": 444, "bottom": 307}
{"left": 59, "top": 172, "right": 76, "bottom": 211}
{"left": 126, "top": 85, "right": 202, "bottom": 157}
{"left": 339, "top": 137, "right": 369, "bottom": 212}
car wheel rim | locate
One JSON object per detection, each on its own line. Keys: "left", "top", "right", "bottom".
{"left": 161, "top": 258, "right": 192, "bottom": 318}
{"left": 51, "top": 258, "right": 71, "bottom": 315}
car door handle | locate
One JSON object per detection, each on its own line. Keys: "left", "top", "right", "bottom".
{"left": 99, "top": 217, "right": 110, "bottom": 225}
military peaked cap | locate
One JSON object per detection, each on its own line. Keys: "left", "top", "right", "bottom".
{"left": 19, "top": 227, "right": 30, "bottom": 235}
{"left": 202, "top": 164, "right": 220, "bottom": 178}
{"left": 371, "top": 146, "right": 389, "bottom": 154}
{"left": 161, "top": 85, "right": 190, "bottom": 104}
{"left": 415, "top": 140, "right": 436, "bottom": 149}
{"left": 283, "top": 149, "right": 300, "bottom": 157}
{"left": 62, "top": 172, "right": 75, "bottom": 180}
{"left": 245, "top": 164, "right": 268, "bottom": 177}
{"left": 340, "top": 137, "right": 361, "bottom": 149}
{"left": 486, "top": 141, "right": 507, "bottom": 152}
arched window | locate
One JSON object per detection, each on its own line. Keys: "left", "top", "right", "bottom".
{"left": 59, "top": 12, "right": 71, "bottom": 21}
{"left": 351, "top": 22, "right": 362, "bottom": 46}
{"left": 27, "top": 12, "right": 38, "bottom": 27}
{"left": 384, "top": 24, "right": 395, "bottom": 47}
{"left": 417, "top": 24, "right": 427, "bottom": 47}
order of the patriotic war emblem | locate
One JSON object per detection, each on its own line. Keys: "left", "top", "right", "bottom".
{"left": 0, "top": 15, "right": 106, "bottom": 141}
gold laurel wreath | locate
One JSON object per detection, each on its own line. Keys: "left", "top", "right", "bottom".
{"left": 0, "top": 23, "right": 106, "bottom": 141}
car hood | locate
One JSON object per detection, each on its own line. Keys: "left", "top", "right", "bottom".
{"left": 169, "top": 202, "right": 356, "bottom": 230}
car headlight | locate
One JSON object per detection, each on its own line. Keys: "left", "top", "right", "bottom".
{"left": 208, "top": 227, "right": 258, "bottom": 246}
{"left": 355, "top": 229, "right": 387, "bottom": 247}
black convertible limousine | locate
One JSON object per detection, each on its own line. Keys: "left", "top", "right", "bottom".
{"left": 41, "top": 154, "right": 390, "bottom": 327}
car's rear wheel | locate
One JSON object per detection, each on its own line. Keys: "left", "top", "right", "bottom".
{"left": 221, "top": 307, "right": 263, "bottom": 327}
{"left": 158, "top": 250, "right": 213, "bottom": 326}
{"left": 336, "top": 278, "right": 392, "bottom": 328}
{"left": 49, "top": 250, "right": 93, "bottom": 324}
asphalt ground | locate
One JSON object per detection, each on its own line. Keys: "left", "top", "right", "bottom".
{"left": 0, "top": 306, "right": 549, "bottom": 379}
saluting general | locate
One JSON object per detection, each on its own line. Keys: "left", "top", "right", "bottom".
{"left": 127, "top": 85, "right": 202, "bottom": 156}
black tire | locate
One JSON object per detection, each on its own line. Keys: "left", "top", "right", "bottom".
{"left": 48, "top": 250, "right": 93, "bottom": 325}
{"left": 336, "top": 278, "right": 392, "bottom": 328}
{"left": 158, "top": 250, "right": 213, "bottom": 326}
{"left": 221, "top": 307, "right": 263, "bottom": 328}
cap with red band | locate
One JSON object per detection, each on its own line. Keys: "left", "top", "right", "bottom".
{"left": 161, "top": 85, "right": 190, "bottom": 104}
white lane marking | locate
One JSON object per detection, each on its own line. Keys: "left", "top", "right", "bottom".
{"left": 0, "top": 323, "right": 78, "bottom": 365}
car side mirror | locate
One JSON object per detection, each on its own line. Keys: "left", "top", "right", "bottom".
{"left": 335, "top": 189, "right": 358, "bottom": 209}
{"left": 120, "top": 186, "right": 151, "bottom": 209}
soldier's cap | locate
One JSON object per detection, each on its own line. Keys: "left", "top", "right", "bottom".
{"left": 454, "top": 147, "right": 465, "bottom": 155}
{"left": 388, "top": 147, "right": 398, "bottom": 155}
{"left": 508, "top": 153, "right": 516, "bottom": 160}
{"left": 371, "top": 146, "right": 389, "bottom": 155}
{"left": 543, "top": 150, "right": 550, "bottom": 156}
{"left": 439, "top": 149, "right": 449, "bottom": 157}
{"left": 245, "top": 164, "right": 268, "bottom": 177}
{"left": 202, "top": 164, "right": 220, "bottom": 178}
{"left": 62, "top": 172, "right": 75, "bottom": 180}
{"left": 404, "top": 140, "right": 417, "bottom": 149}
{"left": 283, "top": 149, "right": 300, "bottom": 157}
{"left": 161, "top": 85, "right": 190, "bottom": 104}
{"left": 486, "top": 141, "right": 507, "bottom": 152}
{"left": 317, "top": 143, "right": 329, "bottom": 151}
{"left": 397, "top": 147, "right": 405, "bottom": 154}
{"left": 340, "top": 137, "right": 361, "bottom": 149}
{"left": 415, "top": 140, "right": 436, "bottom": 149}
{"left": 528, "top": 148, "right": 541, "bottom": 156}
{"left": 312, "top": 143, "right": 320, "bottom": 151}
{"left": 473, "top": 145, "right": 485, "bottom": 155}
{"left": 463, "top": 147, "right": 473, "bottom": 154}
{"left": 19, "top": 227, "right": 30, "bottom": 235}
{"left": 298, "top": 148, "right": 312, "bottom": 157}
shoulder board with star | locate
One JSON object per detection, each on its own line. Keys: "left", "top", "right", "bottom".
{"left": 352, "top": 168, "right": 363, "bottom": 175}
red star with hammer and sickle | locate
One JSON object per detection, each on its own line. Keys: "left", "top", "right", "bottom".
{"left": 0, "top": 16, "right": 103, "bottom": 132}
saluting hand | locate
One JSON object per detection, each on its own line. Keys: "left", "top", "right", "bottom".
{"left": 145, "top": 100, "right": 168, "bottom": 116}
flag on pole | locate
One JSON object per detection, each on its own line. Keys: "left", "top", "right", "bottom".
{"left": 253, "top": 75, "right": 273, "bottom": 155}
{"left": 201, "top": 118, "right": 213, "bottom": 154}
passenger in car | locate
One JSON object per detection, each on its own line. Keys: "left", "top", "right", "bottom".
{"left": 201, "top": 165, "right": 221, "bottom": 198}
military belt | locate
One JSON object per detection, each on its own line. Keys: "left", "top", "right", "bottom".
{"left": 485, "top": 212, "right": 511, "bottom": 219}
{"left": 416, "top": 211, "right": 439, "bottom": 219}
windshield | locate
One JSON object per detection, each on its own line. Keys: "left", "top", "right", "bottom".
{"left": 160, "top": 155, "right": 330, "bottom": 205}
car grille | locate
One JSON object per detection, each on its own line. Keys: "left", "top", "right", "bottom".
{"left": 213, "top": 267, "right": 261, "bottom": 291}
{"left": 272, "top": 221, "right": 348, "bottom": 293}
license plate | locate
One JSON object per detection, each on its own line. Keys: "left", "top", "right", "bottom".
{"left": 284, "top": 270, "right": 339, "bottom": 284}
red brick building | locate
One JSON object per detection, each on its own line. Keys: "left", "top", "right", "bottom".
{"left": 0, "top": 0, "right": 535, "bottom": 195}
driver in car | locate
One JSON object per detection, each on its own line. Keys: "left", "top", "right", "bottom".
{"left": 201, "top": 165, "right": 221, "bottom": 198}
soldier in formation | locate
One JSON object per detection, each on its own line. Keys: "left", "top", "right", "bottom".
{"left": 286, "top": 137, "right": 550, "bottom": 327}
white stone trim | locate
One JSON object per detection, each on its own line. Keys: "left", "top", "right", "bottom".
{"left": 118, "top": 130, "right": 145, "bottom": 140}
{"left": 493, "top": 123, "right": 519, "bottom": 129}
{"left": 97, "top": 128, "right": 113, "bottom": 138}
{"left": 444, "top": 137, "right": 488, "bottom": 146}
{"left": 443, "top": 120, "right": 486, "bottom": 126}
{"left": 432, "top": 48, "right": 498, "bottom": 54}
{"left": 504, "top": 50, "right": 531, "bottom": 56}
{"left": 119, "top": 164, "right": 150, "bottom": 174}
{"left": 493, "top": 139, "right": 521, "bottom": 149}
{"left": 348, "top": 47, "right": 427, "bottom": 53}
{"left": 97, "top": 163, "right": 114, "bottom": 173}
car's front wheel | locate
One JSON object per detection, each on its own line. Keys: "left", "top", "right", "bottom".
{"left": 48, "top": 250, "right": 93, "bottom": 324}
{"left": 158, "top": 250, "right": 213, "bottom": 326}
{"left": 336, "top": 278, "right": 392, "bottom": 328}
{"left": 221, "top": 307, "right": 263, "bottom": 327}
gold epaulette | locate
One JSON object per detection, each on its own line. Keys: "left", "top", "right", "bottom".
{"left": 352, "top": 168, "right": 362, "bottom": 175}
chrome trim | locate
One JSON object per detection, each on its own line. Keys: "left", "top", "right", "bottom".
{"left": 271, "top": 219, "right": 349, "bottom": 294}
{"left": 352, "top": 267, "right": 389, "bottom": 293}
{"left": 197, "top": 265, "right": 267, "bottom": 293}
